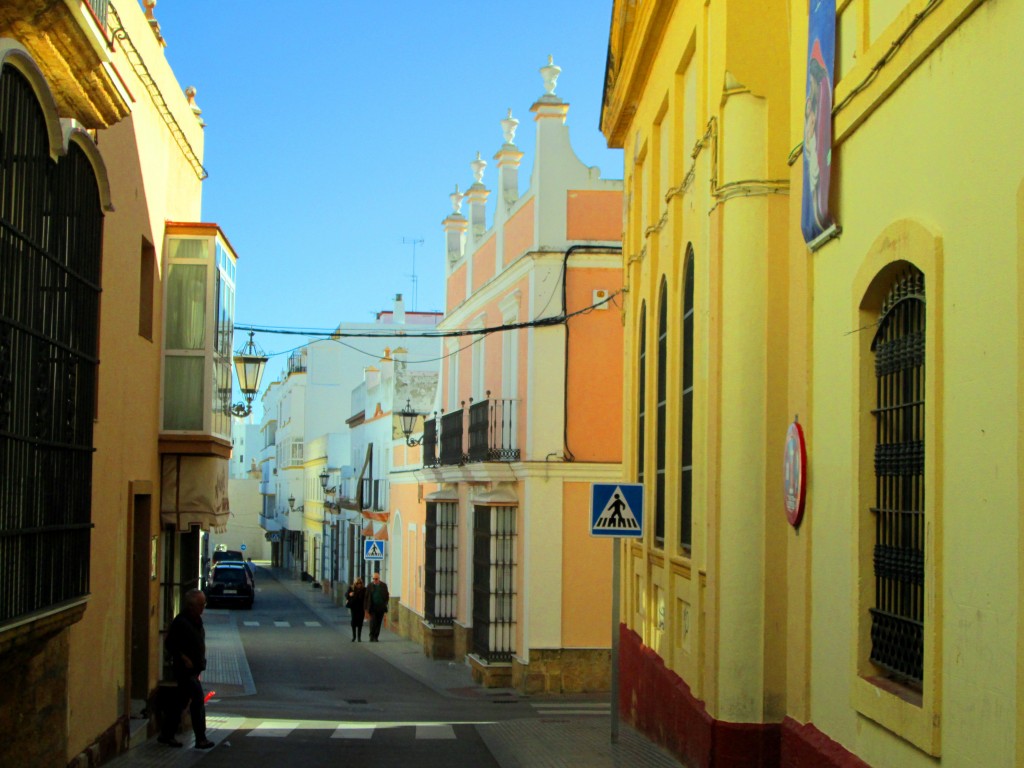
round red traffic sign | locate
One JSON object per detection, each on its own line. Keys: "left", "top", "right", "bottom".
{"left": 783, "top": 420, "right": 807, "bottom": 527}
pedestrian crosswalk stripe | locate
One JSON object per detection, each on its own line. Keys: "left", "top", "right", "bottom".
{"left": 531, "top": 702, "right": 610, "bottom": 716}
{"left": 416, "top": 724, "right": 456, "bottom": 739}
{"left": 273, "top": 621, "right": 290, "bottom": 627}
{"left": 331, "top": 725, "right": 374, "bottom": 739}
{"left": 212, "top": 716, "right": 495, "bottom": 740}
{"left": 249, "top": 720, "right": 300, "bottom": 737}
{"left": 304, "top": 621, "right": 321, "bottom": 627}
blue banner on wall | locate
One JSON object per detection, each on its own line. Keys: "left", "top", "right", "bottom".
{"left": 801, "top": 0, "right": 837, "bottom": 244}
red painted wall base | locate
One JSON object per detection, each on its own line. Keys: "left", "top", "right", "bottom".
{"left": 619, "top": 626, "right": 868, "bottom": 768}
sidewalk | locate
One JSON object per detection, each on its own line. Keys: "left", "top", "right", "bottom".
{"left": 108, "top": 566, "right": 684, "bottom": 768}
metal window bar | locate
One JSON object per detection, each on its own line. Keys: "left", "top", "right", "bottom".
{"left": 472, "top": 505, "right": 516, "bottom": 662}
{"left": 439, "top": 408, "right": 466, "bottom": 466}
{"left": 87, "top": 0, "right": 110, "bottom": 30}
{"left": 425, "top": 502, "right": 457, "bottom": 625}
{"left": 468, "top": 393, "right": 520, "bottom": 463}
{"left": 637, "top": 304, "right": 646, "bottom": 485}
{"left": 869, "top": 268, "right": 925, "bottom": 686}
{"left": 0, "top": 68, "right": 102, "bottom": 628}
{"left": 655, "top": 282, "right": 668, "bottom": 545}
{"left": 680, "top": 252, "right": 695, "bottom": 550}
{"left": 423, "top": 416, "right": 438, "bottom": 467}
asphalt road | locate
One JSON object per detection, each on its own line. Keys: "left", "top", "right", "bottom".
{"left": 192, "top": 567, "right": 527, "bottom": 767}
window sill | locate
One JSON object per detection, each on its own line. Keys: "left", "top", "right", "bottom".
{"left": 854, "top": 674, "right": 939, "bottom": 756}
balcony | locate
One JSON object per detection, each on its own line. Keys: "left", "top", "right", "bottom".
{"left": 426, "top": 394, "right": 520, "bottom": 467}
{"left": 0, "top": 0, "right": 130, "bottom": 127}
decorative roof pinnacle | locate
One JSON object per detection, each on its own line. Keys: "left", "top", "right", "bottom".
{"left": 450, "top": 184, "right": 464, "bottom": 214}
{"left": 470, "top": 152, "right": 487, "bottom": 185}
{"left": 540, "top": 55, "right": 561, "bottom": 96}
{"left": 501, "top": 108, "right": 519, "bottom": 145}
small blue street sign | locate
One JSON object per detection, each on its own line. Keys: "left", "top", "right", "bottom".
{"left": 590, "top": 483, "right": 644, "bottom": 537}
{"left": 364, "top": 539, "right": 386, "bottom": 560}
{"left": 240, "top": 543, "right": 247, "bottom": 551}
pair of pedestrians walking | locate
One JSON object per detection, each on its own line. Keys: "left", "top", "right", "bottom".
{"left": 346, "top": 572, "right": 389, "bottom": 642}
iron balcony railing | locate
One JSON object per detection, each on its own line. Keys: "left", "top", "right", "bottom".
{"left": 423, "top": 417, "right": 438, "bottom": 467}
{"left": 468, "top": 394, "right": 520, "bottom": 462}
{"left": 428, "top": 395, "right": 521, "bottom": 467}
{"left": 88, "top": 0, "right": 110, "bottom": 30}
{"left": 439, "top": 409, "right": 466, "bottom": 466}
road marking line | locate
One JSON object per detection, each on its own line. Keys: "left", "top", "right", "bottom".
{"left": 273, "top": 621, "right": 290, "bottom": 627}
{"left": 416, "top": 724, "right": 456, "bottom": 739}
{"left": 304, "top": 621, "right": 321, "bottom": 627}
{"left": 331, "top": 725, "right": 374, "bottom": 739}
{"left": 249, "top": 720, "right": 300, "bottom": 737}
{"left": 533, "top": 709, "right": 609, "bottom": 716}
{"left": 242, "top": 621, "right": 259, "bottom": 627}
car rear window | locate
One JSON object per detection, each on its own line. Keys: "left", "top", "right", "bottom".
{"left": 213, "top": 568, "right": 246, "bottom": 585}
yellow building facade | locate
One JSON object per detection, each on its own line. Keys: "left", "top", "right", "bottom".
{"left": 603, "top": 0, "right": 1023, "bottom": 765}
{"left": 0, "top": 3, "right": 236, "bottom": 766}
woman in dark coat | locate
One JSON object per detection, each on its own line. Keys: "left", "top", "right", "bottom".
{"left": 345, "top": 577, "right": 366, "bottom": 641}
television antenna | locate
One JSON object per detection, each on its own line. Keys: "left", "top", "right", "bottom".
{"left": 403, "top": 237, "right": 424, "bottom": 311}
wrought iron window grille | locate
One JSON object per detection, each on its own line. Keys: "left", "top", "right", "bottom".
{"left": 868, "top": 267, "right": 926, "bottom": 687}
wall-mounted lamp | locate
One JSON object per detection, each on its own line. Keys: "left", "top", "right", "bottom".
{"left": 231, "top": 330, "right": 268, "bottom": 418}
{"left": 399, "top": 399, "right": 422, "bottom": 446}
{"left": 288, "top": 494, "right": 296, "bottom": 511}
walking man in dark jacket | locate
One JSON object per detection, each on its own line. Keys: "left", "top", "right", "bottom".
{"left": 160, "top": 589, "right": 215, "bottom": 749}
{"left": 364, "top": 572, "right": 390, "bottom": 642}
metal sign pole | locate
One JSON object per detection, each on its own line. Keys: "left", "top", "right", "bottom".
{"left": 611, "top": 539, "right": 620, "bottom": 744}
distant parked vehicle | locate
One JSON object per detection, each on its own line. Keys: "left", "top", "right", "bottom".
{"left": 212, "top": 549, "right": 244, "bottom": 564}
{"left": 204, "top": 562, "right": 255, "bottom": 609}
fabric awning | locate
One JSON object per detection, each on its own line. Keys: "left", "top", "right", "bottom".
{"left": 160, "top": 455, "right": 230, "bottom": 532}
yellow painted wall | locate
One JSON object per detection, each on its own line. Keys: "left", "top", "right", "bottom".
{"left": 608, "top": 0, "right": 1024, "bottom": 764}
{"left": 65, "top": 1, "right": 206, "bottom": 758}
{"left": 605, "top": 0, "right": 791, "bottom": 725}
{"left": 804, "top": 1, "right": 1024, "bottom": 762}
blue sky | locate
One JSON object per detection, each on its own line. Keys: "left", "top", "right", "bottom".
{"left": 154, "top": 1, "right": 622, "bottom": 365}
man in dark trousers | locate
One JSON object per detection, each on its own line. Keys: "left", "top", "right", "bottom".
{"left": 363, "top": 571, "right": 390, "bottom": 642}
{"left": 159, "top": 588, "right": 215, "bottom": 749}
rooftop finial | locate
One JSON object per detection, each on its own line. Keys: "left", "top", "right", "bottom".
{"left": 540, "top": 55, "right": 561, "bottom": 96}
{"left": 450, "top": 184, "right": 464, "bottom": 214}
{"left": 501, "top": 108, "right": 519, "bottom": 145}
{"left": 471, "top": 152, "right": 487, "bottom": 185}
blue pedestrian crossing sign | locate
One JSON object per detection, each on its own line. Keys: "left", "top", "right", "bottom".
{"left": 590, "top": 483, "right": 644, "bottom": 537}
{"left": 364, "top": 539, "right": 386, "bottom": 561}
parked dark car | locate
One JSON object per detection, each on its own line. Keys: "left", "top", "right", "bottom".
{"left": 204, "top": 562, "right": 254, "bottom": 609}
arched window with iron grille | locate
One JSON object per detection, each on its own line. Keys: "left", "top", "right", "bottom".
{"left": 654, "top": 279, "right": 668, "bottom": 547}
{"left": 0, "top": 63, "right": 103, "bottom": 629}
{"left": 679, "top": 246, "right": 695, "bottom": 552}
{"left": 869, "top": 266, "right": 925, "bottom": 686}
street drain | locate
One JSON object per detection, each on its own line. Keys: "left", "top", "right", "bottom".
{"left": 345, "top": 699, "right": 368, "bottom": 705}
{"left": 304, "top": 686, "right": 335, "bottom": 692}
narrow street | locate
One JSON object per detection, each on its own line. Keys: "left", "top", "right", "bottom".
{"left": 110, "top": 565, "right": 682, "bottom": 768}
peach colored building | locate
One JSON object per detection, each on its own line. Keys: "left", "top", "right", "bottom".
{"left": 391, "top": 59, "right": 624, "bottom": 693}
